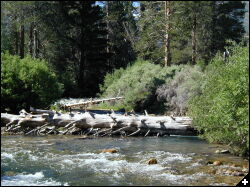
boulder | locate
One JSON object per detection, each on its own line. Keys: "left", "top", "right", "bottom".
{"left": 213, "top": 161, "right": 222, "bottom": 166}
{"left": 101, "top": 148, "right": 118, "bottom": 153}
{"left": 215, "top": 150, "right": 220, "bottom": 154}
{"left": 147, "top": 158, "right": 158, "bottom": 165}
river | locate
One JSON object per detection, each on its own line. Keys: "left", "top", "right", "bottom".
{"left": 1, "top": 135, "right": 248, "bottom": 186}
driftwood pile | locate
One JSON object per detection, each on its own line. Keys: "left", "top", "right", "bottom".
{"left": 1, "top": 108, "right": 196, "bottom": 137}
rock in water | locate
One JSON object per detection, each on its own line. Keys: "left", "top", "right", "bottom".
{"left": 242, "top": 168, "right": 249, "bottom": 173}
{"left": 101, "top": 148, "right": 118, "bottom": 153}
{"left": 213, "top": 161, "right": 222, "bottom": 166}
{"left": 147, "top": 158, "right": 158, "bottom": 165}
{"left": 77, "top": 135, "right": 93, "bottom": 139}
{"left": 5, "top": 171, "right": 16, "bottom": 176}
{"left": 215, "top": 150, "right": 221, "bottom": 154}
{"left": 232, "top": 171, "right": 244, "bottom": 176}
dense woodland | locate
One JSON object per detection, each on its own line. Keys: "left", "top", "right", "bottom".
{"left": 1, "top": 1, "right": 249, "bottom": 156}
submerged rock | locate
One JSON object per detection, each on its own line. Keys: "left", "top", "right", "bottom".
{"left": 77, "top": 135, "right": 93, "bottom": 139}
{"left": 101, "top": 148, "right": 118, "bottom": 153}
{"left": 229, "top": 163, "right": 237, "bottom": 167}
{"left": 147, "top": 158, "right": 158, "bottom": 165}
{"left": 231, "top": 171, "right": 244, "bottom": 176}
{"left": 4, "top": 171, "right": 16, "bottom": 176}
{"left": 216, "top": 167, "right": 246, "bottom": 176}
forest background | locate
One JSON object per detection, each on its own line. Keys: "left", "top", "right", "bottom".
{"left": 1, "top": 1, "right": 249, "bottom": 156}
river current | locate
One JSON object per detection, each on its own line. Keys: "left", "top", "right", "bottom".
{"left": 1, "top": 135, "right": 248, "bottom": 186}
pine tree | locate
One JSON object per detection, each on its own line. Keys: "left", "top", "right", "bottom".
{"left": 176, "top": 1, "right": 214, "bottom": 64}
{"left": 104, "top": 1, "right": 137, "bottom": 70}
{"left": 136, "top": 1, "right": 166, "bottom": 64}
{"left": 211, "top": 1, "right": 246, "bottom": 54}
{"left": 37, "top": 1, "right": 108, "bottom": 97}
{"left": 1, "top": 1, "right": 40, "bottom": 58}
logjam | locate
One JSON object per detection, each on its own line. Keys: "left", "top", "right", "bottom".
{"left": 1, "top": 108, "right": 197, "bottom": 136}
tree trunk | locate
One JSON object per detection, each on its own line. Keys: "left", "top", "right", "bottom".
{"left": 164, "top": 1, "right": 171, "bottom": 66}
{"left": 19, "top": 6, "right": 25, "bottom": 59}
{"left": 106, "top": 1, "right": 111, "bottom": 72}
{"left": 14, "top": 29, "right": 19, "bottom": 55}
{"left": 29, "top": 23, "right": 34, "bottom": 56}
{"left": 191, "top": 14, "right": 197, "bottom": 64}
{"left": 77, "top": 4, "right": 86, "bottom": 92}
{"left": 211, "top": 1, "right": 217, "bottom": 55}
{"left": 19, "top": 24, "right": 25, "bottom": 59}
{"left": 1, "top": 109, "right": 196, "bottom": 136}
{"left": 33, "top": 29, "right": 38, "bottom": 58}
{"left": 64, "top": 97, "right": 124, "bottom": 109}
{"left": 12, "top": 15, "right": 19, "bottom": 55}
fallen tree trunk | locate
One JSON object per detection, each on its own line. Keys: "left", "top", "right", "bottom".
{"left": 64, "top": 97, "right": 124, "bottom": 110}
{"left": 1, "top": 109, "right": 196, "bottom": 136}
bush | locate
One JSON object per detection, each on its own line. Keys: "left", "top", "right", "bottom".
{"left": 98, "top": 59, "right": 183, "bottom": 112}
{"left": 188, "top": 45, "right": 249, "bottom": 156}
{"left": 99, "top": 68, "right": 125, "bottom": 95}
{"left": 156, "top": 65, "right": 204, "bottom": 115}
{"left": 1, "top": 53, "right": 64, "bottom": 113}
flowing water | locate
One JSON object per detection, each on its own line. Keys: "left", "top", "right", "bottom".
{"left": 1, "top": 135, "right": 248, "bottom": 186}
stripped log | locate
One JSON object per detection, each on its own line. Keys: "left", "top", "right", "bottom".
{"left": 1, "top": 109, "right": 196, "bottom": 136}
{"left": 64, "top": 97, "right": 124, "bottom": 109}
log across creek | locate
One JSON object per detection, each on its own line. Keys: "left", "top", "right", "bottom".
{"left": 1, "top": 108, "right": 197, "bottom": 137}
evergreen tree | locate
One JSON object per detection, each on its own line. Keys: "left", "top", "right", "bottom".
{"left": 136, "top": 1, "right": 246, "bottom": 65}
{"left": 175, "top": 1, "right": 214, "bottom": 64}
{"left": 37, "top": 1, "right": 108, "bottom": 97}
{"left": 1, "top": 1, "right": 37, "bottom": 58}
{"left": 104, "top": 1, "right": 137, "bottom": 70}
{"left": 211, "top": 1, "right": 246, "bottom": 54}
{"left": 136, "top": 1, "right": 166, "bottom": 64}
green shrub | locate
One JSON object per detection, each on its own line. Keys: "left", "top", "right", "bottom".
{"left": 188, "top": 45, "right": 249, "bottom": 156}
{"left": 98, "top": 59, "right": 183, "bottom": 112}
{"left": 1, "top": 53, "right": 64, "bottom": 113}
{"left": 98, "top": 68, "right": 125, "bottom": 95}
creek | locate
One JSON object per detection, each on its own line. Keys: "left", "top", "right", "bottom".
{"left": 1, "top": 135, "right": 248, "bottom": 186}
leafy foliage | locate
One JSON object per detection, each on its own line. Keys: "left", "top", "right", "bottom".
{"left": 188, "top": 45, "right": 249, "bottom": 156}
{"left": 99, "top": 60, "right": 183, "bottom": 112}
{"left": 1, "top": 53, "right": 63, "bottom": 113}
